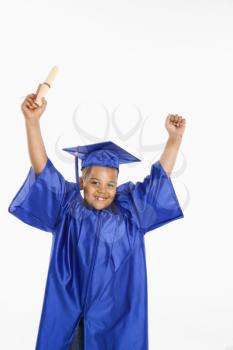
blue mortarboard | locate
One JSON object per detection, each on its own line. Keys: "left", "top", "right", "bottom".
{"left": 62, "top": 141, "right": 141, "bottom": 188}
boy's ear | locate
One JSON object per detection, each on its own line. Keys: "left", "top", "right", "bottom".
{"left": 79, "top": 176, "right": 84, "bottom": 190}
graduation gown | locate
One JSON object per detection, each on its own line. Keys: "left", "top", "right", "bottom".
{"left": 8, "top": 158, "right": 184, "bottom": 350}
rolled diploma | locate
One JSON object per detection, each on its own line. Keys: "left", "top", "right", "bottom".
{"left": 35, "top": 66, "right": 59, "bottom": 106}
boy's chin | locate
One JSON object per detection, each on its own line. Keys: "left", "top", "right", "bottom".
{"left": 93, "top": 201, "right": 112, "bottom": 209}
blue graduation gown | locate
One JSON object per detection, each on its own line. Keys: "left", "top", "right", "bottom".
{"left": 8, "top": 158, "right": 184, "bottom": 350}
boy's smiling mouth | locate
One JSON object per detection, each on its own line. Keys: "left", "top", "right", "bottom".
{"left": 95, "top": 196, "right": 107, "bottom": 201}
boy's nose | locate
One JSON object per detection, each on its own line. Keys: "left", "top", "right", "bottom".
{"left": 97, "top": 187, "right": 107, "bottom": 195}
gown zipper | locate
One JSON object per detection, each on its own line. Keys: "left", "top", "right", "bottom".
{"left": 69, "top": 211, "right": 102, "bottom": 349}
{"left": 83, "top": 210, "right": 102, "bottom": 314}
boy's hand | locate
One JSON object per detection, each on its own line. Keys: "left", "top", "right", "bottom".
{"left": 165, "top": 114, "right": 186, "bottom": 138}
{"left": 21, "top": 93, "right": 47, "bottom": 123}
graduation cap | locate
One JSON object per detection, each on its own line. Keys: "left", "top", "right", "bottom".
{"left": 62, "top": 141, "right": 141, "bottom": 188}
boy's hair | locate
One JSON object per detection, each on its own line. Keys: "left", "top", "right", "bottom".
{"left": 81, "top": 166, "right": 92, "bottom": 180}
{"left": 81, "top": 166, "right": 119, "bottom": 180}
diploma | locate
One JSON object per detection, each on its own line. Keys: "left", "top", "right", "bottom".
{"left": 35, "top": 66, "right": 59, "bottom": 106}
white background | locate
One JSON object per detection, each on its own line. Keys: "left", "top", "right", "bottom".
{"left": 1, "top": 0, "right": 233, "bottom": 349}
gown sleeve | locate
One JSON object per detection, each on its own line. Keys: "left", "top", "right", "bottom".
{"left": 120, "top": 160, "right": 184, "bottom": 234}
{"left": 8, "top": 158, "right": 78, "bottom": 233}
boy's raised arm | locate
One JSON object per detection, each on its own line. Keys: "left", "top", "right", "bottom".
{"left": 21, "top": 93, "right": 48, "bottom": 175}
{"left": 159, "top": 114, "right": 186, "bottom": 177}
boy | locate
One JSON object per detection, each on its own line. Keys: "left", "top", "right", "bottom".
{"left": 8, "top": 93, "right": 186, "bottom": 350}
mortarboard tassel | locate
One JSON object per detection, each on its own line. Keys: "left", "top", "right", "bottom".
{"left": 74, "top": 152, "right": 80, "bottom": 191}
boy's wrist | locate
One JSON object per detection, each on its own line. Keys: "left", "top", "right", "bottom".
{"left": 168, "top": 134, "right": 183, "bottom": 144}
{"left": 24, "top": 118, "right": 40, "bottom": 128}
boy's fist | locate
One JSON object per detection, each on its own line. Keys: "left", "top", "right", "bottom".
{"left": 165, "top": 114, "right": 186, "bottom": 138}
{"left": 21, "top": 93, "right": 47, "bottom": 123}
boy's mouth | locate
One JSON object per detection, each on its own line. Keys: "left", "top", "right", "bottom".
{"left": 95, "top": 196, "right": 107, "bottom": 201}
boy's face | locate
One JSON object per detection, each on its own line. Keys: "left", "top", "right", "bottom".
{"left": 80, "top": 166, "right": 118, "bottom": 210}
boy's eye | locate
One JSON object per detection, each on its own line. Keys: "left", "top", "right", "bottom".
{"left": 91, "top": 181, "right": 115, "bottom": 188}
{"left": 91, "top": 181, "right": 99, "bottom": 185}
